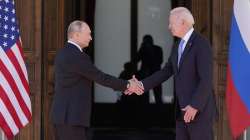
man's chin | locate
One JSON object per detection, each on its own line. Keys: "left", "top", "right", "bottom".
{"left": 83, "top": 43, "right": 89, "bottom": 47}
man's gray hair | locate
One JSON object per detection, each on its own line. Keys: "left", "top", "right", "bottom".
{"left": 67, "top": 20, "right": 86, "bottom": 39}
{"left": 170, "top": 7, "right": 195, "bottom": 26}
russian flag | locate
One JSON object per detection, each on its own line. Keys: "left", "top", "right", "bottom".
{"left": 226, "top": 0, "right": 250, "bottom": 138}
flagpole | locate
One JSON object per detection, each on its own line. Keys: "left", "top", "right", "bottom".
{"left": 0, "top": 129, "right": 7, "bottom": 140}
{"left": 1, "top": 129, "right": 4, "bottom": 140}
{"left": 244, "top": 129, "right": 247, "bottom": 140}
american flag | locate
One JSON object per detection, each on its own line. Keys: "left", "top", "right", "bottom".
{"left": 0, "top": 0, "right": 32, "bottom": 138}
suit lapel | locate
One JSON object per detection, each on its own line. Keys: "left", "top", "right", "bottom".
{"left": 178, "top": 32, "right": 197, "bottom": 70}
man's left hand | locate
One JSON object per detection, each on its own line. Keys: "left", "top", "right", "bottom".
{"left": 182, "top": 105, "right": 198, "bottom": 123}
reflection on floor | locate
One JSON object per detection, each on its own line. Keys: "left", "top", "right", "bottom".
{"left": 92, "top": 128, "right": 175, "bottom": 140}
{"left": 91, "top": 103, "right": 175, "bottom": 140}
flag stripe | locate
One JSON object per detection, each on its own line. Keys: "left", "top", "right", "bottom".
{"left": 0, "top": 60, "right": 32, "bottom": 120}
{"left": 16, "top": 40, "right": 25, "bottom": 64}
{"left": 0, "top": 47, "right": 32, "bottom": 112}
{"left": 15, "top": 39, "right": 29, "bottom": 81}
{"left": 0, "top": 100, "right": 19, "bottom": 136}
{"left": 234, "top": 0, "right": 250, "bottom": 52}
{"left": 1, "top": 47, "right": 30, "bottom": 99}
{"left": 229, "top": 13, "right": 250, "bottom": 112}
{"left": 8, "top": 46, "right": 30, "bottom": 95}
{"left": 0, "top": 113, "right": 14, "bottom": 138}
{"left": 0, "top": 72, "right": 29, "bottom": 126}
{"left": 0, "top": 85, "right": 23, "bottom": 128}
{"left": 226, "top": 66, "right": 250, "bottom": 138}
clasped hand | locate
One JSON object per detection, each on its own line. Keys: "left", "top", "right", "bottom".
{"left": 124, "top": 75, "right": 144, "bottom": 95}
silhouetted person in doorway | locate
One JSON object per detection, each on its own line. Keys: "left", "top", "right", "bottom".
{"left": 136, "top": 35, "right": 163, "bottom": 104}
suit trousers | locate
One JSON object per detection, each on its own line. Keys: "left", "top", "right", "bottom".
{"left": 54, "top": 124, "right": 90, "bottom": 140}
{"left": 176, "top": 120, "right": 213, "bottom": 140}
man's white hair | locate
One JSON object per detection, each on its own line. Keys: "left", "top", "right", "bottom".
{"left": 67, "top": 20, "right": 87, "bottom": 39}
{"left": 170, "top": 7, "right": 195, "bottom": 26}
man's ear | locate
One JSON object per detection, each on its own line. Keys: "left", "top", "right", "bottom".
{"left": 75, "top": 32, "right": 79, "bottom": 37}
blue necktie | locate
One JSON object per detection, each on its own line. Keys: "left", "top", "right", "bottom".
{"left": 178, "top": 39, "right": 185, "bottom": 67}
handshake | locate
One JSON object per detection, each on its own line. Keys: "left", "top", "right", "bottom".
{"left": 125, "top": 75, "right": 145, "bottom": 95}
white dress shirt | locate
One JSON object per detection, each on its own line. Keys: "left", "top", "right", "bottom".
{"left": 67, "top": 40, "right": 83, "bottom": 52}
{"left": 181, "top": 27, "right": 194, "bottom": 52}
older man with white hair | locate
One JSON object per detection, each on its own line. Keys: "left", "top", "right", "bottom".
{"left": 132, "top": 7, "right": 217, "bottom": 140}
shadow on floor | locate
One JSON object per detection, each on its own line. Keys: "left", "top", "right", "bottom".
{"left": 92, "top": 128, "right": 175, "bottom": 140}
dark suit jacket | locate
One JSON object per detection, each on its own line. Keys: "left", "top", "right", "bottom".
{"left": 142, "top": 31, "right": 216, "bottom": 122}
{"left": 51, "top": 42, "right": 128, "bottom": 126}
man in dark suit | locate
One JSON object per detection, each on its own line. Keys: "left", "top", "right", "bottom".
{"left": 132, "top": 7, "right": 216, "bottom": 140}
{"left": 51, "top": 20, "right": 143, "bottom": 140}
